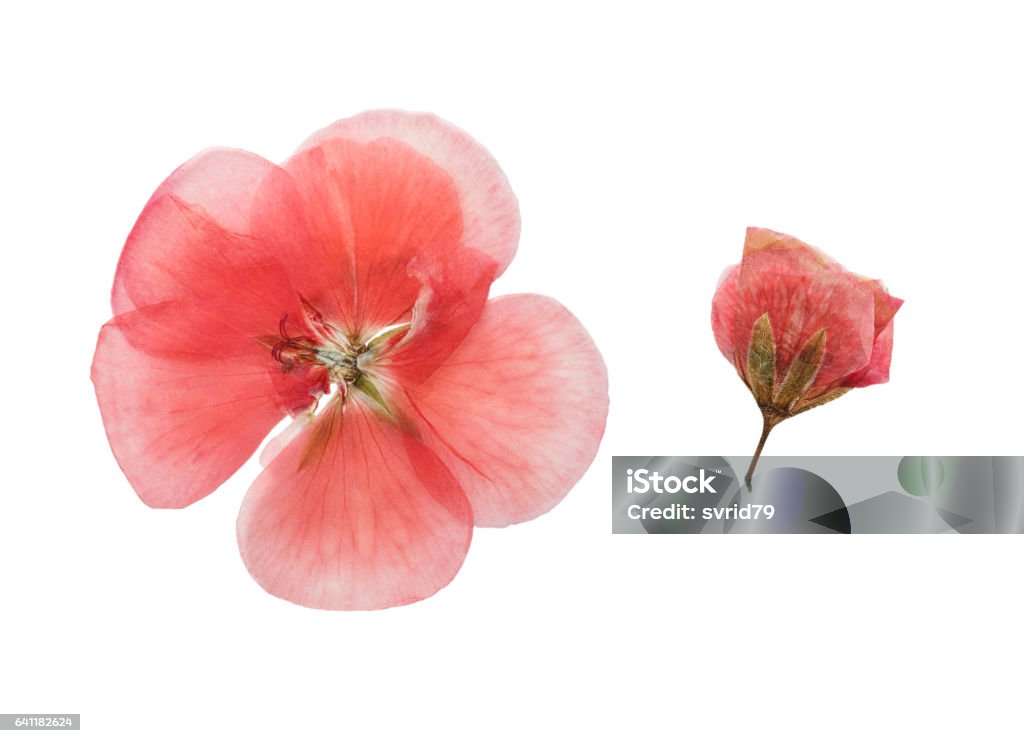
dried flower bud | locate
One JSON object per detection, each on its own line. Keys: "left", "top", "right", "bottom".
{"left": 712, "top": 227, "right": 903, "bottom": 488}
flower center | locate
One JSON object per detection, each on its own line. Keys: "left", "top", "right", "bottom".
{"left": 269, "top": 302, "right": 411, "bottom": 413}
{"left": 272, "top": 326, "right": 367, "bottom": 384}
{"left": 314, "top": 345, "right": 364, "bottom": 385}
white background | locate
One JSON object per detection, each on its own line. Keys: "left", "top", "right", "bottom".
{"left": 3, "top": 2, "right": 1022, "bottom": 740}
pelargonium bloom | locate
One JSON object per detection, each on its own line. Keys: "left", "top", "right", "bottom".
{"left": 92, "top": 111, "right": 608, "bottom": 610}
{"left": 712, "top": 227, "right": 902, "bottom": 489}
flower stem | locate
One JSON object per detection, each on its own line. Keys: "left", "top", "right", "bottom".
{"left": 745, "top": 416, "right": 777, "bottom": 491}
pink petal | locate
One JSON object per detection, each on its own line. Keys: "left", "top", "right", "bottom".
{"left": 844, "top": 320, "right": 895, "bottom": 387}
{"left": 253, "top": 137, "right": 466, "bottom": 334}
{"left": 300, "top": 110, "right": 520, "bottom": 276}
{"left": 149, "top": 147, "right": 278, "bottom": 234}
{"left": 843, "top": 292, "right": 903, "bottom": 388}
{"left": 112, "top": 196, "right": 305, "bottom": 340}
{"left": 710, "top": 264, "right": 744, "bottom": 367}
{"left": 92, "top": 301, "right": 299, "bottom": 508}
{"left": 379, "top": 245, "right": 498, "bottom": 385}
{"left": 237, "top": 399, "right": 473, "bottom": 610}
{"left": 112, "top": 149, "right": 283, "bottom": 314}
{"left": 862, "top": 279, "right": 904, "bottom": 340}
{"left": 401, "top": 294, "right": 608, "bottom": 527}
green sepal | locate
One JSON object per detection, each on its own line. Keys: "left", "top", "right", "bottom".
{"left": 365, "top": 322, "right": 412, "bottom": 352}
{"left": 352, "top": 374, "right": 392, "bottom": 415}
{"left": 774, "top": 328, "right": 827, "bottom": 412}
{"left": 791, "top": 386, "right": 850, "bottom": 415}
{"left": 746, "top": 313, "right": 776, "bottom": 404}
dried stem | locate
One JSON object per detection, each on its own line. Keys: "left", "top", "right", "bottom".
{"left": 745, "top": 415, "right": 778, "bottom": 491}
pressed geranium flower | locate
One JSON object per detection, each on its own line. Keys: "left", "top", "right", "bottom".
{"left": 92, "top": 111, "right": 608, "bottom": 610}
{"left": 712, "top": 227, "right": 902, "bottom": 489}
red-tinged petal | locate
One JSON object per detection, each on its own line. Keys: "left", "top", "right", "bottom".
{"left": 113, "top": 196, "right": 307, "bottom": 340}
{"left": 91, "top": 301, "right": 300, "bottom": 508}
{"left": 237, "top": 399, "right": 473, "bottom": 610}
{"left": 401, "top": 294, "right": 608, "bottom": 527}
{"left": 112, "top": 191, "right": 322, "bottom": 392}
{"left": 805, "top": 283, "right": 902, "bottom": 394}
{"left": 150, "top": 147, "right": 279, "bottom": 233}
{"left": 711, "top": 263, "right": 744, "bottom": 367}
{"left": 112, "top": 149, "right": 283, "bottom": 314}
{"left": 252, "top": 138, "right": 465, "bottom": 334}
{"left": 843, "top": 292, "right": 902, "bottom": 388}
{"left": 268, "top": 360, "right": 329, "bottom": 415}
{"left": 844, "top": 320, "right": 895, "bottom": 387}
{"left": 862, "top": 279, "right": 904, "bottom": 340}
{"left": 300, "top": 110, "right": 520, "bottom": 276}
{"left": 377, "top": 246, "right": 498, "bottom": 385}
{"left": 712, "top": 249, "right": 876, "bottom": 390}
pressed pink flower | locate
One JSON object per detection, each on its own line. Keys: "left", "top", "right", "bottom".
{"left": 92, "top": 111, "right": 608, "bottom": 610}
{"left": 712, "top": 227, "right": 902, "bottom": 489}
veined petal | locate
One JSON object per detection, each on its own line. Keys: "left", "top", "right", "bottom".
{"left": 402, "top": 294, "right": 608, "bottom": 527}
{"left": 300, "top": 110, "right": 520, "bottom": 276}
{"left": 91, "top": 301, "right": 299, "bottom": 508}
{"left": 237, "top": 399, "right": 473, "bottom": 610}
{"left": 112, "top": 148, "right": 284, "bottom": 314}
{"left": 149, "top": 147, "right": 279, "bottom": 234}
{"left": 843, "top": 296, "right": 902, "bottom": 388}
{"left": 711, "top": 263, "right": 743, "bottom": 368}
{"left": 378, "top": 245, "right": 498, "bottom": 385}
{"left": 844, "top": 321, "right": 895, "bottom": 387}
{"left": 112, "top": 195, "right": 306, "bottom": 339}
{"left": 254, "top": 137, "right": 465, "bottom": 334}
{"left": 810, "top": 283, "right": 901, "bottom": 392}
{"left": 863, "top": 279, "right": 904, "bottom": 340}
